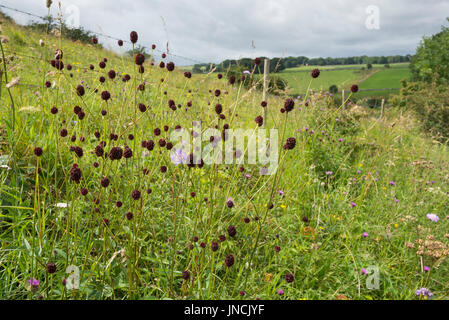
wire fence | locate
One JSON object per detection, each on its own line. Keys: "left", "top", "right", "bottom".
{"left": 0, "top": 3, "right": 209, "bottom": 65}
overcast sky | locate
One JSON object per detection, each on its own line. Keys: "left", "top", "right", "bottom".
{"left": 2, "top": 0, "right": 449, "bottom": 65}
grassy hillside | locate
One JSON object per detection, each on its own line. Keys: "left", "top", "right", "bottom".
{"left": 1, "top": 18, "right": 449, "bottom": 301}
{"left": 277, "top": 63, "right": 410, "bottom": 99}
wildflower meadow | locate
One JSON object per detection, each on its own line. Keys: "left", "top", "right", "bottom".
{"left": 0, "top": 2, "right": 449, "bottom": 303}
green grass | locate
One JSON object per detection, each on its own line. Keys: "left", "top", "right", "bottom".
{"left": 276, "top": 63, "right": 410, "bottom": 98}
{"left": 1, "top": 19, "right": 449, "bottom": 301}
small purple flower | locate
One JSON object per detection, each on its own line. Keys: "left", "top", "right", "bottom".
{"left": 278, "top": 190, "right": 285, "bottom": 196}
{"left": 424, "top": 266, "right": 430, "bottom": 272}
{"left": 415, "top": 288, "right": 433, "bottom": 298}
{"left": 350, "top": 202, "right": 357, "bottom": 208}
{"left": 245, "top": 174, "right": 251, "bottom": 179}
{"left": 28, "top": 278, "right": 40, "bottom": 289}
{"left": 361, "top": 268, "right": 367, "bottom": 275}
{"left": 338, "top": 138, "right": 343, "bottom": 142}
{"left": 362, "top": 232, "right": 369, "bottom": 238}
{"left": 325, "top": 171, "right": 333, "bottom": 176}
{"left": 389, "top": 181, "right": 396, "bottom": 186}
{"left": 170, "top": 148, "right": 188, "bottom": 166}
{"left": 426, "top": 214, "right": 439, "bottom": 223}
{"left": 278, "top": 289, "right": 284, "bottom": 295}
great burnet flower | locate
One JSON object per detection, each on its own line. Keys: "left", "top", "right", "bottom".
{"left": 227, "top": 225, "right": 237, "bottom": 237}
{"left": 130, "top": 31, "right": 138, "bottom": 44}
{"left": 255, "top": 115, "right": 263, "bottom": 127}
{"left": 101, "top": 91, "right": 111, "bottom": 101}
{"left": 182, "top": 271, "right": 190, "bottom": 280}
{"left": 76, "top": 85, "right": 85, "bottom": 96}
{"left": 284, "top": 273, "right": 294, "bottom": 283}
{"left": 226, "top": 197, "right": 235, "bottom": 208}
{"left": 109, "top": 146, "right": 123, "bottom": 160}
{"left": 166, "top": 62, "right": 175, "bottom": 72}
{"left": 131, "top": 189, "right": 141, "bottom": 200}
{"left": 70, "top": 164, "right": 82, "bottom": 183}
{"left": 135, "top": 53, "right": 145, "bottom": 66}
{"left": 311, "top": 68, "right": 320, "bottom": 78}
{"left": 215, "top": 103, "right": 223, "bottom": 114}
{"left": 284, "top": 98, "right": 295, "bottom": 112}
{"left": 225, "top": 254, "right": 234, "bottom": 267}
{"left": 283, "top": 137, "right": 296, "bottom": 150}
{"left": 34, "top": 147, "right": 43, "bottom": 157}
{"left": 46, "top": 263, "right": 57, "bottom": 274}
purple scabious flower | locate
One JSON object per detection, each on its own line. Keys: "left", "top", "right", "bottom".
{"left": 350, "top": 202, "right": 357, "bottom": 208}
{"left": 170, "top": 148, "right": 188, "bottom": 166}
{"left": 426, "top": 214, "right": 439, "bottom": 222}
{"left": 415, "top": 288, "right": 433, "bottom": 298}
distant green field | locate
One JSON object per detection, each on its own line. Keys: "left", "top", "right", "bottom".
{"left": 277, "top": 63, "right": 411, "bottom": 98}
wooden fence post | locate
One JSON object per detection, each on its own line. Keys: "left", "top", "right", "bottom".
{"left": 263, "top": 58, "right": 270, "bottom": 127}
{"left": 380, "top": 99, "right": 385, "bottom": 119}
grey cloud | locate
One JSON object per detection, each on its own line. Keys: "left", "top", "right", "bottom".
{"left": 2, "top": 0, "right": 448, "bottom": 64}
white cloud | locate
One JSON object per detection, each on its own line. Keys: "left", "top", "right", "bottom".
{"left": 2, "top": 0, "right": 449, "bottom": 65}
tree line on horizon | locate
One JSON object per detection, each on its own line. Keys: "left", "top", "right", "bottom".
{"left": 192, "top": 54, "right": 412, "bottom": 74}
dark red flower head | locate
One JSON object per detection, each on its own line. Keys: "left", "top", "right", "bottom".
{"left": 46, "top": 263, "right": 57, "bottom": 274}
{"left": 101, "top": 91, "right": 111, "bottom": 101}
{"left": 108, "top": 70, "right": 116, "bottom": 80}
{"left": 166, "top": 62, "right": 175, "bottom": 72}
{"left": 70, "top": 164, "right": 82, "bottom": 183}
{"left": 131, "top": 189, "right": 141, "bottom": 200}
{"left": 227, "top": 225, "right": 237, "bottom": 237}
{"left": 284, "top": 98, "right": 295, "bottom": 112}
{"left": 225, "top": 254, "right": 235, "bottom": 267}
{"left": 76, "top": 85, "right": 85, "bottom": 97}
{"left": 118, "top": 39, "right": 123, "bottom": 46}
{"left": 182, "top": 271, "right": 190, "bottom": 280}
{"left": 130, "top": 31, "right": 138, "bottom": 44}
{"left": 285, "top": 273, "right": 294, "bottom": 283}
{"left": 135, "top": 53, "right": 145, "bottom": 66}
{"left": 109, "top": 146, "right": 123, "bottom": 160}
{"left": 34, "top": 147, "right": 43, "bottom": 157}
{"left": 311, "top": 68, "right": 320, "bottom": 78}
{"left": 351, "top": 84, "right": 359, "bottom": 93}
{"left": 284, "top": 137, "right": 297, "bottom": 150}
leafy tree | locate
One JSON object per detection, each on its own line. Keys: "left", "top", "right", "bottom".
{"left": 410, "top": 18, "right": 449, "bottom": 83}
{"left": 329, "top": 85, "right": 338, "bottom": 94}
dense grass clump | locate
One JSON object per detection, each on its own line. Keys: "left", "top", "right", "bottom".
{"left": 0, "top": 18, "right": 448, "bottom": 301}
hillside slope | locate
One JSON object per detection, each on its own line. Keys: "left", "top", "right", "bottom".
{"left": 1, "top": 19, "right": 449, "bottom": 300}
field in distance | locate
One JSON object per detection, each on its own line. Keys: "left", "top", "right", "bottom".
{"left": 277, "top": 63, "right": 411, "bottom": 98}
